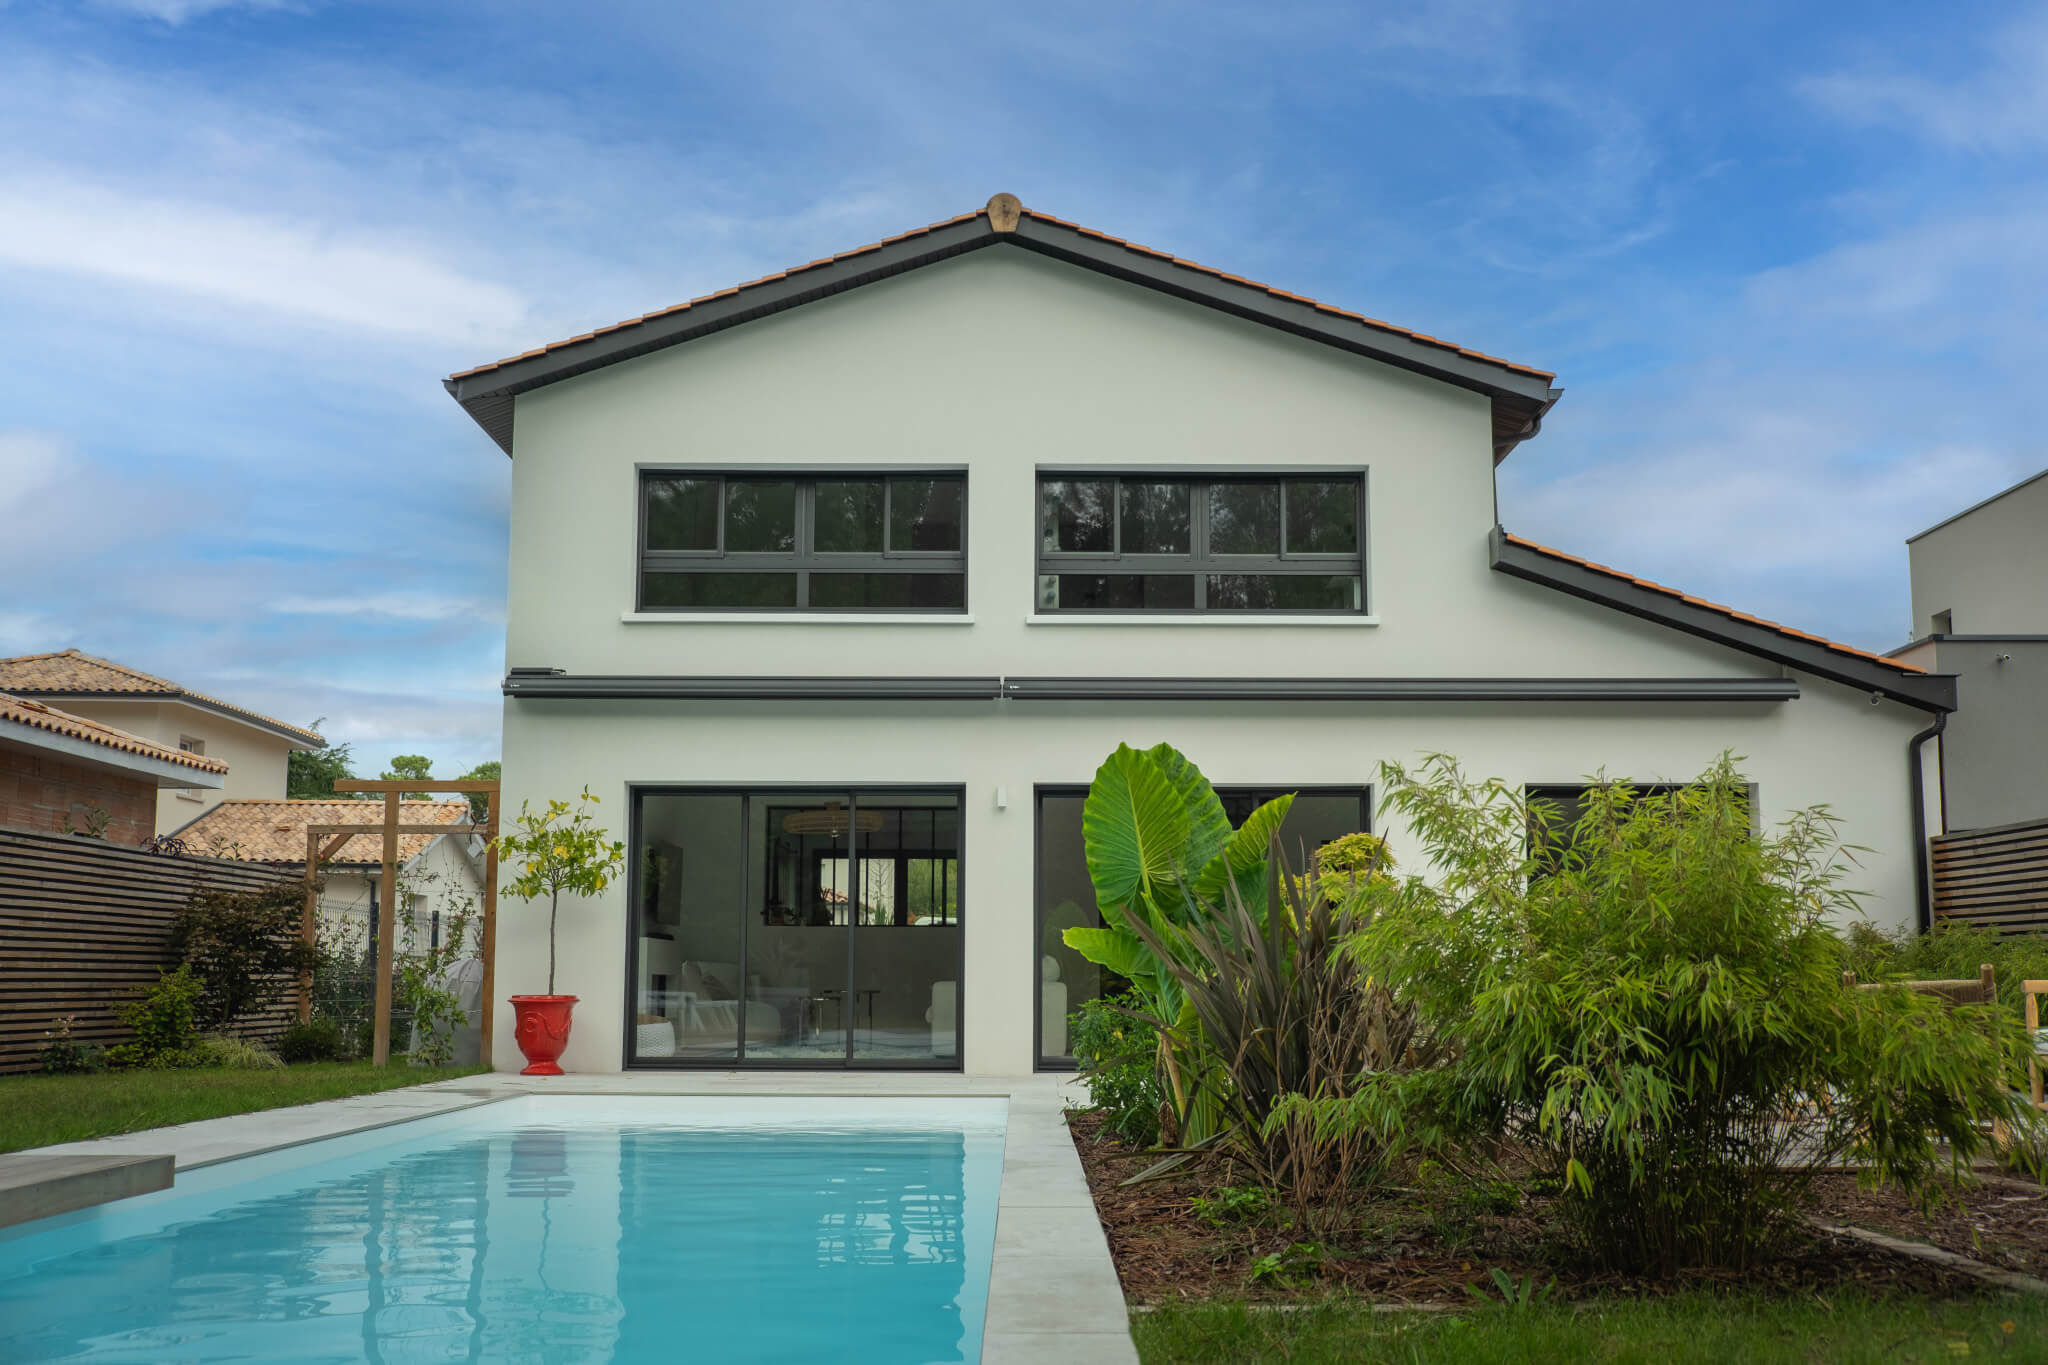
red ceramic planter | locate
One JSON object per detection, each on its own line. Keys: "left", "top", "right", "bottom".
{"left": 509, "top": 994, "right": 578, "bottom": 1075}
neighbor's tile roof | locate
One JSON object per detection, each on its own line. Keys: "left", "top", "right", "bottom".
{"left": 0, "top": 691, "right": 230, "bottom": 774}
{"left": 0, "top": 650, "right": 324, "bottom": 746}
{"left": 1500, "top": 533, "right": 1928, "bottom": 676}
{"left": 447, "top": 202, "right": 1554, "bottom": 385}
{"left": 173, "top": 798, "right": 473, "bottom": 865}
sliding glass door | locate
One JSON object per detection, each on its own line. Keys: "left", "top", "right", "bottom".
{"left": 1033, "top": 785, "right": 1367, "bottom": 1069}
{"left": 629, "top": 787, "right": 963, "bottom": 1069}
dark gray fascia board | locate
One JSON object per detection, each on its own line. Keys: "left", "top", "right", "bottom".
{"left": 446, "top": 216, "right": 1557, "bottom": 456}
{"left": 503, "top": 672, "right": 1795, "bottom": 704}
{"left": 1490, "top": 528, "right": 1957, "bottom": 713}
{"left": 503, "top": 673, "right": 1004, "bottom": 701}
{"left": 1001, "top": 677, "right": 1797, "bottom": 702}
{"left": 1005, "top": 217, "right": 1559, "bottom": 413}
{"left": 446, "top": 217, "right": 1001, "bottom": 454}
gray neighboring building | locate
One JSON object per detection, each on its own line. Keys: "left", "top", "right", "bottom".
{"left": 1891, "top": 469, "right": 2048, "bottom": 831}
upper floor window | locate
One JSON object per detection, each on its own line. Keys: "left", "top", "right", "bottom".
{"left": 638, "top": 471, "right": 966, "bottom": 612}
{"left": 1035, "top": 473, "right": 1365, "bottom": 613}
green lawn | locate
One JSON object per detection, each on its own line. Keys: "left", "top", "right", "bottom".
{"left": 1133, "top": 1293, "right": 2048, "bottom": 1364}
{"left": 0, "top": 1063, "right": 488, "bottom": 1154}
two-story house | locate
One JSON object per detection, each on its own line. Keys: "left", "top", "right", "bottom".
{"left": 1889, "top": 468, "right": 2048, "bottom": 832}
{"left": 0, "top": 650, "right": 325, "bottom": 837}
{"left": 447, "top": 195, "right": 1955, "bottom": 1077}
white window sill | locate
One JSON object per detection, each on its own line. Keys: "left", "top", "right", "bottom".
{"left": 1025, "top": 614, "right": 1379, "bottom": 627}
{"left": 621, "top": 612, "right": 976, "bottom": 625}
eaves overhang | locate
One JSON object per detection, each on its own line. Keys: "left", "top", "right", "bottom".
{"left": 503, "top": 671, "right": 1798, "bottom": 705}
{"left": 446, "top": 196, "right": 1559, "bottom": 462}
{"left": 1490, "top": 528, "right": 1957, "bottom": 713}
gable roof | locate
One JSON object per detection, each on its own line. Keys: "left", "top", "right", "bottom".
{"left": 446, "top": 194, "right": 1562, "bottom": 463}
{"left": 0, "top": 691, "right": 231, "bottom": 778}
{"left": 171, "top": 798, "right": 473, "bottom": 865}
{"left": 0, "top": 650, "right": 325, "bottom": 748}
{"left": 1490, "top": 529, "right": 1955, "bottom": 712}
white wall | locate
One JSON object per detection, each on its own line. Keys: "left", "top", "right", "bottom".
{"left": 496, "top": 681, "right": 1928, "bottom": 1077}
{"left": 52, "top": 698, "right": 299, "bottom": 835}
{"left": 493, "top": 244, "right": 1936, "bottom": 1077}
{"left": 317, "top": 836, "right": 489, "bottom": 958}
{"left": 506, "top": 249, "right": 1754, "bottom": 683}
{"left": 1909, "top": 471, "right": 2048, "bottom": 637}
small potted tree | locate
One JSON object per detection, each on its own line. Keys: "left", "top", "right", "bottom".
{"left": 495, "top": 788, "right": 625, "bottom": 1075}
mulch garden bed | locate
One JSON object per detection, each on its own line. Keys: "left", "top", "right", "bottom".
{"left": 1810, "top": 1171, "right": 2048, "bottom": 1279}
{"left": 1068, "top": 1109, "right": 2040, "bottom": 1306}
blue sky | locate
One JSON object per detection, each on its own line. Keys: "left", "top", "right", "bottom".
{"left": 2, "top": 1, "right": 2043, "bottom": 772}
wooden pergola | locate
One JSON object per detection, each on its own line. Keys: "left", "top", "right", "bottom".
{"left": 297, "top": 778, "right": 500, "bottom": 1066}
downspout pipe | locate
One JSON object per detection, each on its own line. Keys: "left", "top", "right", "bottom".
{"left": 1907, "top": 711, "right": 1948, "bottom": 936}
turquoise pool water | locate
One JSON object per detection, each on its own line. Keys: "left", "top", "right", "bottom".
{"left": 0, "top": 1096, "right": 1005, "bottom": 1364}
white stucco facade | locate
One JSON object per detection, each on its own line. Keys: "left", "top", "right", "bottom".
{"left": 51, "top": 698, "right": 301, "bottom": 835}
{"left": 486, "top": 246, "right": 1943, "bottom": 1077}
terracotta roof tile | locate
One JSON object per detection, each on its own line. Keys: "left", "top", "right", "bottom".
{"left": 446, "top": 199, "right": 1553, "bottom": 387}
{"left": 0, "top": 691, "right": 229, "bottom": 774}
{"left": 0, "top": 650, "right": 325, "bottom": 746}
{"left": 1500, "top": 534, "right": 1928, "bottom": 676}
{"left": 173, "top": 798, "right": 473, "bottom": 865}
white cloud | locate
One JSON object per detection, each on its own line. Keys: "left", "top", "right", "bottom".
{"left": 272, "top": 593, "right": 504, "bottom": 624}
{"left": 0, "top": 429, "right": 67, "bottom": 515}
{"left": 89, "top": 0, "right": 297, "bottom": 25}
{"left": 0, "top": 177, "right": 530, "bottom": 345}
{"left": 1801, "top": 13, "right": 2048, "bottom": 151}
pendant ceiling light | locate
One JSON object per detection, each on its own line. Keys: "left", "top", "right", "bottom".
{"left": 782, "top": 802, "right": 884, "bottom": 837}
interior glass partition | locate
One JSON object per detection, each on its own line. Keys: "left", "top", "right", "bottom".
{"left": 1033, "top": 785, "right": 1368, "bottom": 1069}
{"left": 629, "top": 788, "right": 963, "bottom": 1069}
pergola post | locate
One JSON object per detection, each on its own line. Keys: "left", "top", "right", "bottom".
{"left": 331, "top": 778, "right": 501, "bottom": 1068}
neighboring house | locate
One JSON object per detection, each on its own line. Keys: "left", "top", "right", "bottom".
{"left": 172, "top": 798, "right": 485, "bottom": 956}
{"left": 445, "top": 194, "right": 1955, "bottom": 1078}
{"left": 1889, "top": 468, "right": 2048, "bottom": 831}
{"left": 0, "top": 691, "right": 227, "bottom": 844}
{"left": 0, "top": 650, "right": 325, "bottom": 836}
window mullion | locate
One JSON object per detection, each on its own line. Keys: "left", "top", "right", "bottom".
{"left": 715, "top": 475, "right": 728, "bottom": 557}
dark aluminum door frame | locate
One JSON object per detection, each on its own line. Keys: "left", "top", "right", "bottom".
{"left": 623, "top": 783, "right": 966, "bottom": 1072}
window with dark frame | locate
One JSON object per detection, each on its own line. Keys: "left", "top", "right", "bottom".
{"left": 1524, "top": 783, "right": 1753, "bottom": 874}
{"left": 638, "top": 471, "right": 967, "bottom": 612}
{"left": 1035, "top": 472, "right": 1366, "bottom": 613}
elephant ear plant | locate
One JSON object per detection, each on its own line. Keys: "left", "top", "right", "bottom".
{"left": 1063, "top": 742, "right": 1295, "bottom": 1145}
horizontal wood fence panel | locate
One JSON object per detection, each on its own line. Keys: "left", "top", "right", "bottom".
{"left": 0, "top": 825, "right": 297, "bottom": 1073}
{"left": 1933, "top": 818, "right": 2048, "bottom": 937}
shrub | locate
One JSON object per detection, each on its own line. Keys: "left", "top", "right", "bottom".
{"left": 193, "top": 1035, "right": 285, "bottom": 1070}
{"left": 1131, "top": 843, "right": 1424, "bottom": 1234}
{"left": 277, "top": 1016, "right": 350, "bottom": 1063}
{"left": 106, "top": 966, "right": 206, "bottom": 1069}
{"left": 1070, "top": 995, "right": 1162, "bottom": 1146}
{"left": 1841, "top": 920, "right": 2048, "bottom": 1026}
{"left": 172, "top": 880, "right": 320, "bottom": 1031}
{"left": 1354, "top": 753, "right": 2033, "bottom": 1276}
{"left": 35, "top": 1016, "right": 106, "bottom": 1074}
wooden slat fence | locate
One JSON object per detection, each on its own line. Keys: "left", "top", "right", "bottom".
{"left": 0, "top": 824, "right": 297, "bottom": 1073}
{"left": 1932, "top": 817, "right": 2048, "bottom": 933}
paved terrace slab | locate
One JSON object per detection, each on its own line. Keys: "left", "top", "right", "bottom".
{"left": 10, "top": 1071, "right": 1135, "bottom": 1365}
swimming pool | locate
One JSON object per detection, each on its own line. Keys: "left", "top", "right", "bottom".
{"left": 0, "top": 1096, "right": 1006, "bottom": 1364}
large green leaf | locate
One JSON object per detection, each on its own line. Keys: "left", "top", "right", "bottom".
{"left": 1061, "top": 925, "right": 1157, "bottom": 984}
{"left": 1145, "top": 742, "right": 1231, "bottom": 895}
{"left": 1193, "top": 793, "right": 1295, "bottom": 913}
{"left": 1083, "top": 744, "right": 1188, "bottom": 918}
